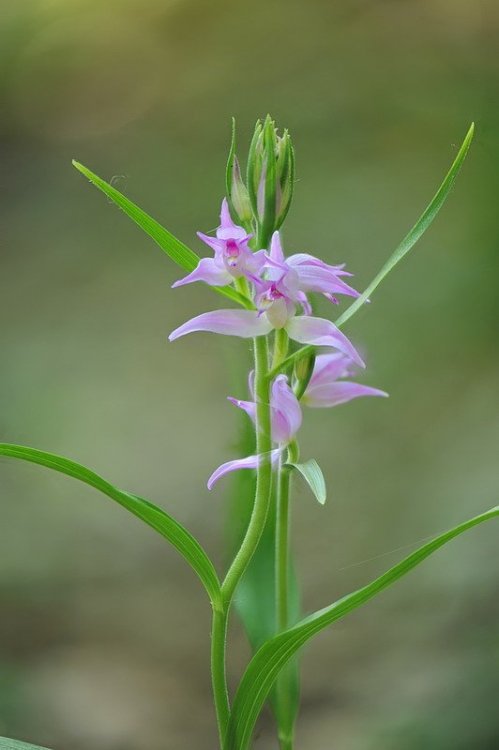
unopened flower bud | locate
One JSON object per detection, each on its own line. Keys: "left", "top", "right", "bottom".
{"left": 275, "top": 129, "right": 294, "bottom": 228}
{"left": 226, "top": 119, "right": 253, "bottom": 225}
{"left": 228, "top": 156, "right": 252, "bottom": 224}
{"left": 293, "top": 349, "right": 316, "bottom": 401}
{"left": 247, "top": 115, "right": 295, "bottom": 246}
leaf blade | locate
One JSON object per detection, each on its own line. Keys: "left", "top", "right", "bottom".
{"left": 286, "top": 459, "right": 327, "bottom": 505}
{"left": 72, "top": 160, "right": 250, "bottom": 309}
{"left": 225, "top": 503, "right": 498, "bottom": 750}
{"left": 0, "top": 443, "right": 222, "bottom": 609}
{"left": 335, "top": 122, "right": 474, "bottom": 328}
{"left": 268, "top": 123, "right": 475, "bottom": 379}
{"left": 0, "top": 738, "right": 51, "bottom": 750}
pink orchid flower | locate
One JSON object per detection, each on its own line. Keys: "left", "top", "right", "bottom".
{"left": 172, "top": 199, "right": 266, "bottom": 288}
{"left": 169, "top": 222, "right": 365, "bottom": 367}
{"left": 207, "top": 374, "right": 301, "bottom": 489}
{"left": 169, "top": 307, "right": 364, "bottom": 367}
{"left": 302, "top": 352, "right": 388, "bottom": 408}
{"left": 265, "top": 231, "right": 361, "bottom": 304}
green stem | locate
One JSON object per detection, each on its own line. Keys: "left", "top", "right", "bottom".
{"left": 211, "top": 333, "right": 273, "bottom": 749}
{"left": 275, "top": 458, "right": 295, "bottom": 750}
{"left": 275, "top": 457, "right": 291, "bottom": 634}
{"left": 211, "top": 606, "right": 230, "bottom": 744}
{"left": 271, "top": 334, "right": 296, "bottom": 749}
{"left": 222, "top": 335, "right": 273, "bottom": 605}
{"left": 273, "top": 330, "right": 291, "bottom": 638}
{"left": 213, "top": 331, "right": 273, "bottom": 747}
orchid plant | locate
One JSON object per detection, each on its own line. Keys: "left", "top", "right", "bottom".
{"left": 1, "top": 117, "right": 497, "bottom": 750}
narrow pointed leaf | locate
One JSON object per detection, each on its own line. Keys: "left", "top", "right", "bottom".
{"left": 225, "top": 504, "right": 499, "bottom": 750}
{"left": 0, "top": 443, "right": 222, "bottom": 609}
{"left": 335, "top": 122, "right": 474, "bottom": 327}
{"left": 0, "top": 739, "right": 51, "bottom": 750}
{"left": 285, "top": 459, "right": 326, "bottom": 505}
{"left": 72, "top": 161, "right": 250, "bottom": 309}
{"left": 269, "top": 123, "right": 475, "bottom": 378}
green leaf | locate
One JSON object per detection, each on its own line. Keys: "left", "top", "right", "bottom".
{"left": 286, "top": 459, "right": 326, "bottom": 505}
{"left": 72, "top": 160, "right": 251, "bottom": 309}
{"left": 225, "top": 504, "right": 499, "bottom": 750}
{"left": 335, "top": 122, "right": 475, "bottom": 328}
{"left": 0, "top": 738, "right": 51, "bottom": 750}
{"left": 0, "top": 443, "right": 222, "bottom": 609}
{"left": 269, "top": 122, "right": 475, "bottom": 378}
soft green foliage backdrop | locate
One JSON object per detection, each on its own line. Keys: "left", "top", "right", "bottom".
{"left": 1, "top": 1, "right": 498, "bottom": 748}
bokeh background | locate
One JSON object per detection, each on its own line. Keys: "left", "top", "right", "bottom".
{"left": 1, "top": 1, "right": 498, "bottom": 748}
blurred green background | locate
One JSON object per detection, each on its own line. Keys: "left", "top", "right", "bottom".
{"left": 1, "top": 0, "right": 498, "bottom": 748}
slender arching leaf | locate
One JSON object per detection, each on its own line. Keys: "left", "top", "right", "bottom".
{"left": 72, "top": 161, "right": 251, "bottom": 309}
{"left": 0, "top": 443, "right": 222, "bottom": 609}
{"left": 269, "top": 123, "right": 475, "bottom": 378}
{"left": 225, "top": 504, "right": 499, "bottom": 750}
{"left": 0, "top": 738, "right": 51, "bottom": 750}
{"left": 335, "top": 122, "right": 475, "bottom": 327}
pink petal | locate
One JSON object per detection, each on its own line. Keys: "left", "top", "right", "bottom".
{"left": 286, "top": 316, "right": 365, "bottom": 368}
{"left": 250, "top": 249, "right": 268, "bottom": 273}
{"left": 287, "top": 254, "right": 353, "bottom": 276}
{"left": 271, "top": 375, "right": 302, "bottom": 443}
{"left": 309, "top": 352, "right": 353, "bottom": 387}
{"left": 304, "top": 381, "right": 388, "bottom": 408}
{"left": 270, "top": 231, "right": 285, "bottom": 263}
{"left": 172, "top": 258, "right": 232, "bottom": 288}
{"left": 228, "top": 396, "right": 256, "bottom": 425}
{"left": 169, "top": 310, "right": 272, "bottom": 341}
{"left": 207, "top": 449, "right": 281, "bottom": 490}
{"left": 290, "top": 264, "right": 360, "bottom": 298}
{"left": 297, "top": 291, "right": 312, "bottom": 316}
{"left": 220, "top": 198, "right": 233, "bottom": 229}
{"left": 197, "top": 232, "right": 226, "bottom": 255}
{"left": 217, "top": 198, "right": 247, "bottom": 241}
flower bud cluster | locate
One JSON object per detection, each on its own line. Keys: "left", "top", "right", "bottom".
{"left": 227, "top": 115, "right": 294, "bottom": 244}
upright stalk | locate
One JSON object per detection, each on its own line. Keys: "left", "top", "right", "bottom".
{"left": 211, "top": 335, "right": 273, "bottom": 747}
{"left": 273, "top": 330, "right": 296, "bottom": 750}
{"left": 274, "top": 457, "right": 296, "bottom": 750}
{"left": 275, "top": 455, "right": 291, "bottom": 634}
{"left": 211, "top": 605, "right": 230, "bottom": 744}
{"left": 272, "top": 330, "right": 291, "bottom": 642}
{"left": 222, "top": 335, "right": 273, "bottom": 604}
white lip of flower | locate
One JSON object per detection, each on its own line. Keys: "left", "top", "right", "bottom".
{"left": 255, "top": 265, "right": 301, "bottom": 329}
{"left": 264, "top": 296, "right": 295, "bottom": 329}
